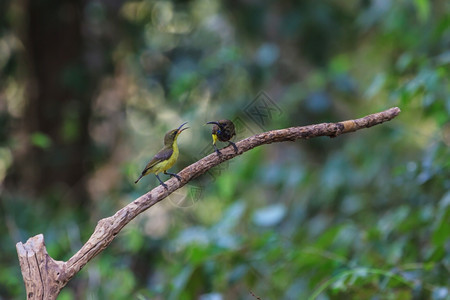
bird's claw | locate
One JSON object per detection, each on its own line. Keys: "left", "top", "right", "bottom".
{"left": 229, "top": 142, "right": 238, "bottom": 153}
{"left": 165, "top": 172, "right": 182, "bottom": 181}
{"left": 171, "top": 174, "right": 182, "bottom": 181}
{"left": 213, "top": 144, "right": 222, "bottom": 156}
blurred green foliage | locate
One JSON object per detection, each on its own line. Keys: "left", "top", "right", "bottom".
{"left": 0, "top": 0, "right": 449, "bottom": 299}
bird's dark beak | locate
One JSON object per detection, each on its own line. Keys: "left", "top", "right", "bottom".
{"left": 206, "top": 121, "right": 220, "bottom": 126}
{"left": 177, "top": 122, "right": 189, "bottom": 134}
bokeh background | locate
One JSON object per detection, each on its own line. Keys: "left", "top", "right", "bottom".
{"left": 1, "top": 0, "right": 449, "bottom": 299}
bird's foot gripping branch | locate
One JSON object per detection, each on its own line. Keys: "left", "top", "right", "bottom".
{"left": 16, "top": 107, "right": 401, "bottom": 300}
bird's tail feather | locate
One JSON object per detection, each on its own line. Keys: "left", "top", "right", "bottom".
{"left": 134, "top": 174, "right": 143, "bottom": 184}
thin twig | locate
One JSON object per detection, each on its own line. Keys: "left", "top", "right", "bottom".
{"left": 250, "top": 290, "right": 262, "bottom": 300}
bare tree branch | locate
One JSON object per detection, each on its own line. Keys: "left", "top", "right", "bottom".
{"left": 16, "top": 107, "right": 401, "bottom": 299}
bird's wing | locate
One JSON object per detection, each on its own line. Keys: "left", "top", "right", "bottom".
{"left": 141, "top": 148, "right": 173, "bottom": 173}
{"left": 229, "top": 122, "right": 236, "bottom": 137}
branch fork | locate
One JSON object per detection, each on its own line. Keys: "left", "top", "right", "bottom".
{"left": 16, "top": 107, "right": 401, "bottom": 299}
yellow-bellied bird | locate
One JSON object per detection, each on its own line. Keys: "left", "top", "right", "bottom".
{"left": 206, "top": 119, "right": 238, "bottom": 155}
{"left": 135, "top": 122, "right": 189, "bottom": 188}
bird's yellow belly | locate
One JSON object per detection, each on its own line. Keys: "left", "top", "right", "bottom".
{"left": 149, "top": 146, "right": 179, "bottom": 175}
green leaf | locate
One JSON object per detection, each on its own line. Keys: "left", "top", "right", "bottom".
{"left": 31, "top": 132, "right": 52, "bottom": 149}
{"left": 414, "top": 0, "right": 430, "bottom": 22}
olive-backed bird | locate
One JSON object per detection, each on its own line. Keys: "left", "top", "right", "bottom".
{"left": 206, "top": 119, "right": 238, "bottom": 155}
{"left": 135, "top": 122, "right": 188, "bottom": 188}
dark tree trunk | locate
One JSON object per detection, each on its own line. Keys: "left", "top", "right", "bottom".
{"left": 21, "top": 0, "right": 93, "bottom": 203}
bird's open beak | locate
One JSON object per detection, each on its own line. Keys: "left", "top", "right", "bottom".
{"left": 177, "top": 122, "right": 189, "bottom": 134}
{"left": 206, "top": 121, "right": 220, "bottom": 126}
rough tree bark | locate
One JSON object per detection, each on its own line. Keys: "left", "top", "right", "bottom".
{"left": 16, "top": 107, "right": 401, "bottom": 299}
